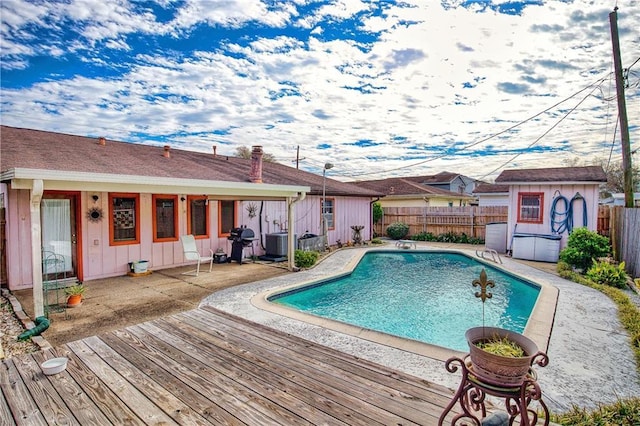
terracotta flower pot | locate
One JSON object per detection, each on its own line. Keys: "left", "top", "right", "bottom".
{"left": 466, "top": 326, "right": 539, "bottom": 387}
{"left": 66, "top": 294, "right": 83, "bottom": 308}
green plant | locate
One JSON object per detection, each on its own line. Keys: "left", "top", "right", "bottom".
{"left": 558, "top": 227, "right": 611, "bottom": 273}
{"left": 64, "top": 284, "right": 86, "bottom": 296}
{"left": 294, "top": 250, "right": 319, "bottom": 268}
{"left": 476, "top": 334, "right": 525, "bottom": 357}
{"left": 386, "top": 222, "right": 409, "bottom": 240}
{"left": 372, "top": 202, "right": 383, "bottom": 224}
{"left": 586, "top": 260, "right": 628, "bottom": 289}
{"left": 550, "top": 397, "right": 640, "bottom": 425}
{"left": 370, "top": 238, "right": 384, "bottom": 245}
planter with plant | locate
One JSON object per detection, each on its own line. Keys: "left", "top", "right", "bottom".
{"left": 465, "top": 268, "right": 548, "bottom": 387}
{"left": 65, "top": 284, "right": 85, "bottom": 308}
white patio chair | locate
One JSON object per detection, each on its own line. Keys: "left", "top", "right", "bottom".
{"left": 180, "top": 235, "right": 214, "bottom": 276}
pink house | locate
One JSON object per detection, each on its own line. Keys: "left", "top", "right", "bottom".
{"left": 0, "top": 126, "right": 381, "bottom": 316}
{"left": 495, "top": 166, "right": 607, "bottom": 261}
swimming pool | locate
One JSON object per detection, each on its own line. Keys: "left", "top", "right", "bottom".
{"left": 267, "top": 251, "right": 541, "bottom": 352}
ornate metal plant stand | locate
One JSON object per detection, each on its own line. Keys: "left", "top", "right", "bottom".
{"left": 439, "top": 354, "right": 549, "bottom": 426}
{"left": 350, "top": 225, "right": 364, "bottom": 245}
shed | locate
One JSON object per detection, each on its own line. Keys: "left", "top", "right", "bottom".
{"left": 495, "top": 166, "right": 607, "bottom": 261}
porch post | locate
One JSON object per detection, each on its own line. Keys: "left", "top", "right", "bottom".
{"left": 30, "top": 179, "right": 44, "bottom": 317}
{"left": 287, "top": 192, "right": 306, "bottom": 271}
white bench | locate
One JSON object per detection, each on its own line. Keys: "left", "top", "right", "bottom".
{"left": 395, "top": 240, "right": 417, "bottom": 249}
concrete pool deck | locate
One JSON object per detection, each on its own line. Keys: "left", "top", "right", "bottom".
{"left": 201, "top": 243, "right": 640, "bottom": 413}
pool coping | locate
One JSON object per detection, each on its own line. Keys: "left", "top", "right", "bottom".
{"left": 251, "top": 247, "right": 559, "bottom": 362}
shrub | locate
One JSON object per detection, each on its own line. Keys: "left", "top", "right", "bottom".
{"left": 294, "top": 250, "right": 319, "bottom": 268}
{"left": 386, "top": 222, "right": 409, "bottom": 240}
{"left": 586, "top": 260, "right": 628, "bottom": 289}
{"left": 372, "top": 202, "right": 383, "bottom": 224}
{"left": 558, "top": 227, "right": 611, "bottom": 272}
{"left": 370, "top": 238, "right": 384, "bottom": 245}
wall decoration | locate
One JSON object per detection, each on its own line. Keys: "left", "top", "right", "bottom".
{"left": 87, "top": 207, "right": 104, "bottom": 223}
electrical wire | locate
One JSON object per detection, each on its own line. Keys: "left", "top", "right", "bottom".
{"left": 476, "top": 81, "right": 606, "bottom": 180}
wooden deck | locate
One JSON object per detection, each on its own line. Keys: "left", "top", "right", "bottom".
{"left": 1, "top": 306, "right": 463, "bottom": 425}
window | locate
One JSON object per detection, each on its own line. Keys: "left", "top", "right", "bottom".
{"left": 153, "top": 195, "right": 178, "bottom": 242}
{"left": 188, "top": 196, "right": 209, "bottom": 238}
{"left": 321, "top": 198, "right": 335, "bottom": 230}
{"left": 109, "top": 193, "right": 140, "bottom": 245}
{"left": 218, "top": 200, "right": 237, "bottom": 236}
{"left": 518, "top": 192, "right": 544, "bottom": 223}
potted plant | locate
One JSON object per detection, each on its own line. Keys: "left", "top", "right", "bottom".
{"left": 65, "top": 284, "right": 85, "bottom": 308}
{"left": 466, "top": 268, "right": 547, "bottom": 386}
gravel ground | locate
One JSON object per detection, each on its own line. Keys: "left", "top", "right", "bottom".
{"left": 0, "top": 294, "right": 39, "bottom": 360}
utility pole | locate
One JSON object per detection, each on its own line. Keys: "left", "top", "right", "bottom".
{"left": 609, "top": 8, "right": 634, "bottom": 207}
{"left": 294, "top": 145, "right": 305, "bottom": 169}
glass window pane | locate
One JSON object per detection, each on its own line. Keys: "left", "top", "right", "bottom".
{"left": 155, "top": 198, "right": 176, "bottom": 239}
{"left": 113, "top": 197, "right": 137, "bottom": 241}
{"left": 220, "top": 201, "right": 235, "bottom": 234}
{"left": 190, "top": 198, "right": 207, "bottom": 236}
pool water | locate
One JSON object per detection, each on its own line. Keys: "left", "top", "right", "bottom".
{"left": 270, "top": 251, "right": 540, "bottom": 352}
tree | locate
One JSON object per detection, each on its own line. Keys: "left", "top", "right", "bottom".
{"left": 565, "top": 156, "right": 639, "bottom": 197}
{"left": 235, "top": 146, "right": 277, "bottom": 163}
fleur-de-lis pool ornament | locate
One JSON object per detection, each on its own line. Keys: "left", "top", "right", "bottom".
{"left": 473, "top": 268, "right": 495, "bottom": 331}
{"left": 473, "top": 268, "right": 494, "bottom": 302}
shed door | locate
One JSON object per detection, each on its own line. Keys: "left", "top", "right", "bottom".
{"left": 41, "top": 195, "right": 78, "bottom": 281}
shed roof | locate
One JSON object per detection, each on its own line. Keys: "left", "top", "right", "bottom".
{"left": 495, "top": 166, "right": 607, "bottom": 184}
{"left": 0, "top": 126, "right": 380, "bottom": 198}
{"left": 472, "top": 183, "right": 510, "bottom": 194}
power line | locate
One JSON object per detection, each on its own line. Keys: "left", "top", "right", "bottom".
{"left": 343, "top": 73, "right": 611, "bottom": 179}
{"left": 476, "top": 82, "right": 604, "bottom": 180}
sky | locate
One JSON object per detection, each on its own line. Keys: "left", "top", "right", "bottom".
{"left": 1, "top": 0, "right": 639, "bottom": 182}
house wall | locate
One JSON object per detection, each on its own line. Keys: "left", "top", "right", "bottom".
{"left": 506, "top": 183, "right": 600, "bottom": 250}
{"left": 4, "top": 189, "right": 373, "bottom": 289}
{"left": 477, "top": 194, "right": 509, "bottom": 207}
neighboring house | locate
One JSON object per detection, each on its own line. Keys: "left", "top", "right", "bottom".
{"left": 600, "top": 193, "right": 640, "bottom": 207}
{"left": 354, "top": 176, "right": 476, "bottom": 208}
{"left": 472, "top": 183, "right": 510, "bottom": 207}
{"left": 495, "top": 166, "right": 607, "bottom": 259}
{"left": 0, "top": 126, "right": 381, "bottom": 316}
{"left": 417, "top": 171, "right": 478, "bottom": 196}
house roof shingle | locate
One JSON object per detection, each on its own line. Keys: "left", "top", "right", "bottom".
{"left": 0, "top": 126, "right": 381, "bottom": 197}
{"left": 353, "top": 176, "right": 474, "bottom": 198}
{"left": 495, "top": 166, "right": 607, "bottom": 184}
{"left": 472, "top": 183, "right": 510, "bottom": 194}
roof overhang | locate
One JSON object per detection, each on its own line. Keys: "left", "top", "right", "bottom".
{"left": 499, "top": 180, "right": 605, "bottom": 185}
{"left": 2, "top": 168, "right": 310, "bottom": 200}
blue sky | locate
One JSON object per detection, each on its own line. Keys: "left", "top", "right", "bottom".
{"left": 1, "top": 0, "right": 639, "bottom": 182}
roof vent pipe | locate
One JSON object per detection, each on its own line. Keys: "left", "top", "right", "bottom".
{"left": 163, "top": 145, "right": 171, "bottom": 158}
{"left": 98, "top": 137, "right": 106, "bottom": 146}
{"left": 250, "top": 145, "right": 263, "bottom": 183}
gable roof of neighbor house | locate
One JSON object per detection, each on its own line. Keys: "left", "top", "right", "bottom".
{"left": 0, "top": 126, "right": 381, "bottom": 198}
{"left": 495, "top": 166, "right": 607, "bottom": 184}
{"left": 415, "top": 171, "right": 467, "bottom": 184}
{"left": 472, "top": 183, "right": 510, "bottom": 194}
{"left": 353, "top": 176, "right": 475, "bottom": 199}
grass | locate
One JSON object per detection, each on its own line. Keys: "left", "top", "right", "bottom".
{"left": 550, "top": 397, "right": 640, "bottom": 425}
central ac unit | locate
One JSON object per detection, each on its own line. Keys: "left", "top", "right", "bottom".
{"left": 265, "top": 232, "right": 296, "bottom": 257}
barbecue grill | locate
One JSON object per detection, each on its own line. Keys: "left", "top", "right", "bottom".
{"left": 228, "top": 226, "right": 256, "bottom": 264}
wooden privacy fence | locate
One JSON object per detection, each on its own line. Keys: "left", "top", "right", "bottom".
{"left": 376, "top": 206, "right": 508, "bottom": 240}
{"left": 609, "top": 206, "right": 640, "bottom": 279}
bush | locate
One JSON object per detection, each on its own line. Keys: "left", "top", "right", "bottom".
{"left": 412, "top": 231, "right": 484, "bottom": 245}
{"left": 386, "top": 222, "right": 409, "bottom": 240}
{"left": 586, "top": 260, "right": 628, "bottom": 289}
{"left": 559, "top": 227, "right": 611, "bottom": 273}
{"left": 294, "top": 250, "right": 319, "bottom": 268}
{"left": 370, "top": 238, "right": 384, "bottom": 245}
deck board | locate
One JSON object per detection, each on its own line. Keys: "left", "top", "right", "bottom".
{"left": 2, "top": 307, "right": 463, "bottom": 425}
